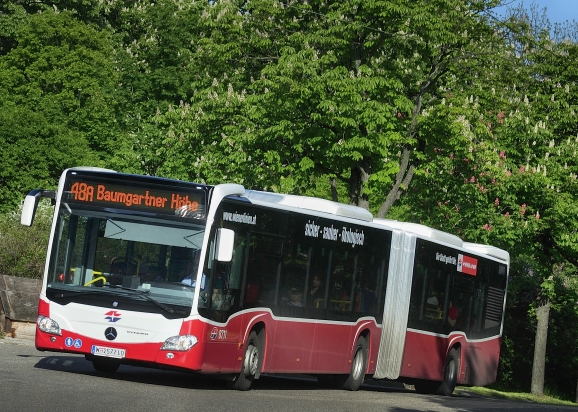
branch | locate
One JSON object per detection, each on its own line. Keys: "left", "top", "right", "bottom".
{"left": 377, "top": 146, "right": 414, "bottom": 218}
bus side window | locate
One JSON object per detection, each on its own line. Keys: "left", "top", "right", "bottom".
{"left": 470, "top": 281, "right": 486, "bottom": 338}
{"left": 308, "top": 245, "right": 331, "bottom": 316}
{"left": 243, "top": 235, "right": 281, "bottom": 309}
{"left": 205, "top": 230, "right": 248, "bottom": 321}
{"left": 355, "top": 279, "right": 377, "bottom": 313}
{"left": 354, "top": 250, "right": 379, "bottom": 314}
{"left": 328, "top": 249, "right": 357, "bottom": 318}
{"left": 450, "top": 267, "right": 476, "bottom": 332}
{"left": 408, "top": 243, "right": 434, "bottom": 329}
{"left": 408, "top": 263, "right": 426, "bottom": 329}
{"left": 252, "top": 259, "right": 279, "bottom": 306}
{"left": 279, "top": 237, "right": 308, "bottom": 311}
{"left": 424, "top": 268, "right": 449, "bottom": 333}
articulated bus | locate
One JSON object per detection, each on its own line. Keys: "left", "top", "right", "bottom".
{"left": 22, "top": 167, "right": 509, "bottom": 394}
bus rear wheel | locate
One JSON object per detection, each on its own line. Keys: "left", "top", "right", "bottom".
{"left": 413, "top": 348, "right": 460, "bottom": 396}
{"left": 436, "top": 347, "right": 459, "bottom": 396}
{"left": 227, "top": 330, "right": 260, "bottom": 391}
{"left": 340, "top": 336, "right": 368, "bottom": 391}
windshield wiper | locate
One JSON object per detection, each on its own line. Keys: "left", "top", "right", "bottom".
{"left": 108, "top": 285, "right": 175, "bottom": 314}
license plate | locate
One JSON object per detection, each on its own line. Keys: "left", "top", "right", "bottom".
{"left": 91, "top": 345, "right": 126, "bottom": 359}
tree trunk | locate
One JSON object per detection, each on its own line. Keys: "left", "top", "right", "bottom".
{"left": 376, "top": 53, "right": 447, "bottom": 218}
{"left": 377, "top": 146, "right": 414, "bottom": 218}
{"left": 348, "top": 158, "right": 371, "bottom": 210}
{"left": 348, "top": 165, "right": 361, "bottom": 206}
{"left": 531, "top": 300, "right": 550, "bottom": 396}
{"left": 330, "top": 177, "right": 338, "bottom": 202}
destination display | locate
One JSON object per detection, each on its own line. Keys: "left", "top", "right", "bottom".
{"left": 64, "top": 177, "right": 206, "bottom": 219}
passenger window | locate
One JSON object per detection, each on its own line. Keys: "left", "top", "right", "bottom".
{"left": 243, "top": 235, "right": 282, "bottom": 309}
{"left": 328, "top": 248, "right": 357, "bottom": 318}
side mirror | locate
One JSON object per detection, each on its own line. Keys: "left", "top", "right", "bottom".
{"left": 215, "top": 228, "right": 235, "bottom": 262}
{"left": 21, "top": 190, "right": 56, "bottom": 227}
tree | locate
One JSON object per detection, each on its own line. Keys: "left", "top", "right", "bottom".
{"left": 0, "top": 2, "right": 28, "bottom": 56}
{"left": 0, "top": 10, "right": 118, "bottom": 211}
{"left": 144, "top": 0, "right": 510, "bottom": 219}
{"left": 110, "top": 0, "right": 290, "bottom": 180}
{"left": 398, "top": 3, "right": 578, "bottom": 396}
{"left": 0, "top": 201, "right": 52, "bottom": 279}
{"left": 499, "top": 9, "right": 578, "bottom": 395}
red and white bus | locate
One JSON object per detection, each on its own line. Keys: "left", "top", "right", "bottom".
{"left": 22, "top": 167, "right": 509, "bottom": 394}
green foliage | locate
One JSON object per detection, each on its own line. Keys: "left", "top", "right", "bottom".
{"left": 3, "top": 10, "right": 119, "bottom": 152}
{"left": 497, "top": 259, "right": 578, "bottom": 400}
{"left": 0, "top": 201, "right": 52, "bottom": 279}
{"left": 0, "top": 10, "right": 118, "bottom": 212}
{"left": 460, "top": 386, "right": 577, "bottom": 407}
{"left": 143, "top": 0, "right": 508, "bottom": 213}
{"left": 0, "top": 2, "right": 28, "bottom": 55}
{"left": 399, "top": 6, "right": 578, "bottom": 398}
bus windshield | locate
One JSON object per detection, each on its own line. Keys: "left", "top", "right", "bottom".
{"left": 45, "top": 205, "right": 206, "bottom": 318}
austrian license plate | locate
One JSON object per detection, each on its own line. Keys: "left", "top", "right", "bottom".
{"left": 91, "top": 345, "right": 126, "bottom": 359}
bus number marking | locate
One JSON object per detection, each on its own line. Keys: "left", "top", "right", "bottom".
{"left": 71, "top": 182, "right": 94, "bottom": 202}
{"left": 210, "top": 327, "right": 227, "bottom": 340}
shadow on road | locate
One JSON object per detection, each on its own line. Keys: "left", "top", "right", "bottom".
{"left": 33, "top": 352, "right": 410, "bottom": 393}
{"left": 32, "top": 353, "right": 577, "bottom": 411}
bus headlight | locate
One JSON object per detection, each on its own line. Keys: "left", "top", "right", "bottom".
{"left": 161, "top": 335, "right": 198, "bottom": 351}
{"left": 37, "top": 315, "right": 61, "bottom": 335}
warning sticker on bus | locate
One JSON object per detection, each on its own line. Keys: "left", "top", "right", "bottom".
{"left": 91, "top": 345, "right": 126, "bottom": 359}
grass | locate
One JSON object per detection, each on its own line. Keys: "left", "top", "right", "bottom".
{"left": 456, "top": 386, "right": 578, "bottom": 407}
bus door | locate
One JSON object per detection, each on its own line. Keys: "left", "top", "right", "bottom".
{"left": 199, "top": 204, "right": 255, "bottom": 372}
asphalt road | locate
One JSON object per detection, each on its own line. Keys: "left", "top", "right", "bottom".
{"left": 0, "top": 337, "right": 575, "bottom": 412}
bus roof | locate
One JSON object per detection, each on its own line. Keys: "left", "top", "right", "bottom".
{"left": 374, "top": 218, "right": 509, "bottom": 263}
{"left": 243, "top": 190, "right": 373, "bottom": 222}
{"left": 463, "top": 242, "right": 510, "bottom": 264}
{"left": 67, "top": 166, "right": 117, "bottom": 173}
{"left": 373, "top": 218, "right": 463, "bottom": 247}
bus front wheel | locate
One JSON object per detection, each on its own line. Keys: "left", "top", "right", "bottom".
{"left": 227, "top": 330, "right": 260, "bottom": 391}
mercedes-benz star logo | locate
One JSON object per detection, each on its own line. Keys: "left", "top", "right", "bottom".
{"left": 104, "top": 327, "right": 117, "bottom": 341}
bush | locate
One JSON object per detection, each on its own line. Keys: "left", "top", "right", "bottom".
{"left": 0, "top": 199, "right": 53, "bottom": 279}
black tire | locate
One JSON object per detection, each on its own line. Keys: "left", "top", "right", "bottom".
{"left": 436, "top": 347, "right": 459, "bottom": 396}
{"left": 227, "top": 331, "right": 260, "bottom": 391}
{"left": 341, "top": 336, "right": 368, "bottom": 391}
{"left": 92, "top": 357, "right": 120, "bottom": 373}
